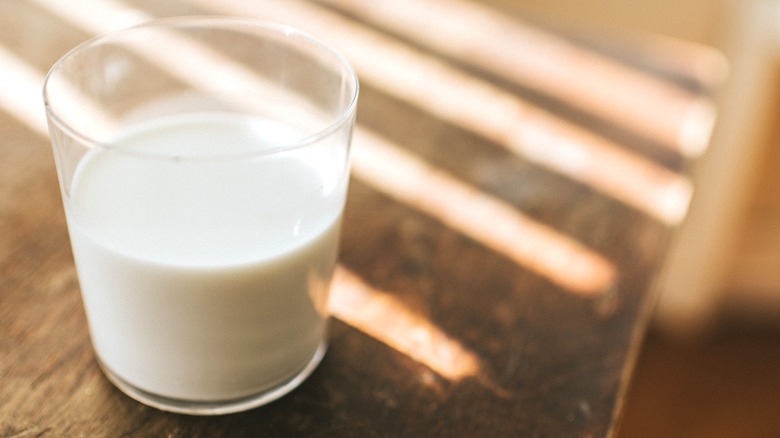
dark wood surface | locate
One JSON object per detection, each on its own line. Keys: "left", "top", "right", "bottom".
{"left": 1, "top": 1, "right": 720, "bottom": 436}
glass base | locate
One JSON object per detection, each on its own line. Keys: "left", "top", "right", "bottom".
{"left": 97, "top": 342, "right": 328, "bottom": 415}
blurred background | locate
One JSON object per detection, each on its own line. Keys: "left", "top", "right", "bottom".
{"left": 513, "top": 0, "right": 780, "bottom": 334}
{"left": 511, "top": 0, "right": 780, "bottom": 436}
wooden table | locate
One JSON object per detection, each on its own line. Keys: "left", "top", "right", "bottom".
{"left": 1, "top": 0, "right": 722, "bottom": 436}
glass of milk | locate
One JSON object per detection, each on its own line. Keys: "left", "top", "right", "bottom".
{"left": 43, "top": 17, "right": 358, "bottom": 415}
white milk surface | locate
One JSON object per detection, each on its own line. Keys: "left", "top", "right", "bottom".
{"left": 65, "top": 113, "right": 346, "bottom": 401}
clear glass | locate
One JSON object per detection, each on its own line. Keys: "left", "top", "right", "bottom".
{"left": 43, "top": 17, "right": 358, "bottom": 415}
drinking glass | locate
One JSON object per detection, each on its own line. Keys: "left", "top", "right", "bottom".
{"left": 43, "top": 16, "right": 358, "bottom": 415}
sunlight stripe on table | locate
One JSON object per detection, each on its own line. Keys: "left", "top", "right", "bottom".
{"left": 350, "top": 128, "right": 618, "bottom": 296}
{"left": 330, "top": 267, "right": 481, "bottom": 381}
{"left": 185, "top": 0, "right": 693, "bottom": 225}
{"left": 0, "top": 45, "right": 48, "bottom": 133}
{"left": 29, "top": 0, "right": 150, "bottom": 35}
{"left": 316, "top": 0, "right": 721, "bottom": 157}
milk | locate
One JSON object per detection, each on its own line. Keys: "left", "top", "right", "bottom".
{"left": 64, "top": 113, "right": 347, "bottom": 402}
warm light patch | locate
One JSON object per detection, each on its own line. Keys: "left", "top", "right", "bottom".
{"left": 350, "top": 129, "right": 618, "bottom": 296}
{"left": 0, "top": 46, "right": 48, "bottom": 133}
{"left": 316, "top": 0, "right": 721, "bottom": 157}
{"left": 329, "top": 266, "right": 481, "bottom": 381}
{"left": 30, "top": 0, "right": 150, "bottom": 34}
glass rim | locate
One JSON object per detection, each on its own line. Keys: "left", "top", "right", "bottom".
{"left": 42, "top": 15, "right": 360, "bottom": 160}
